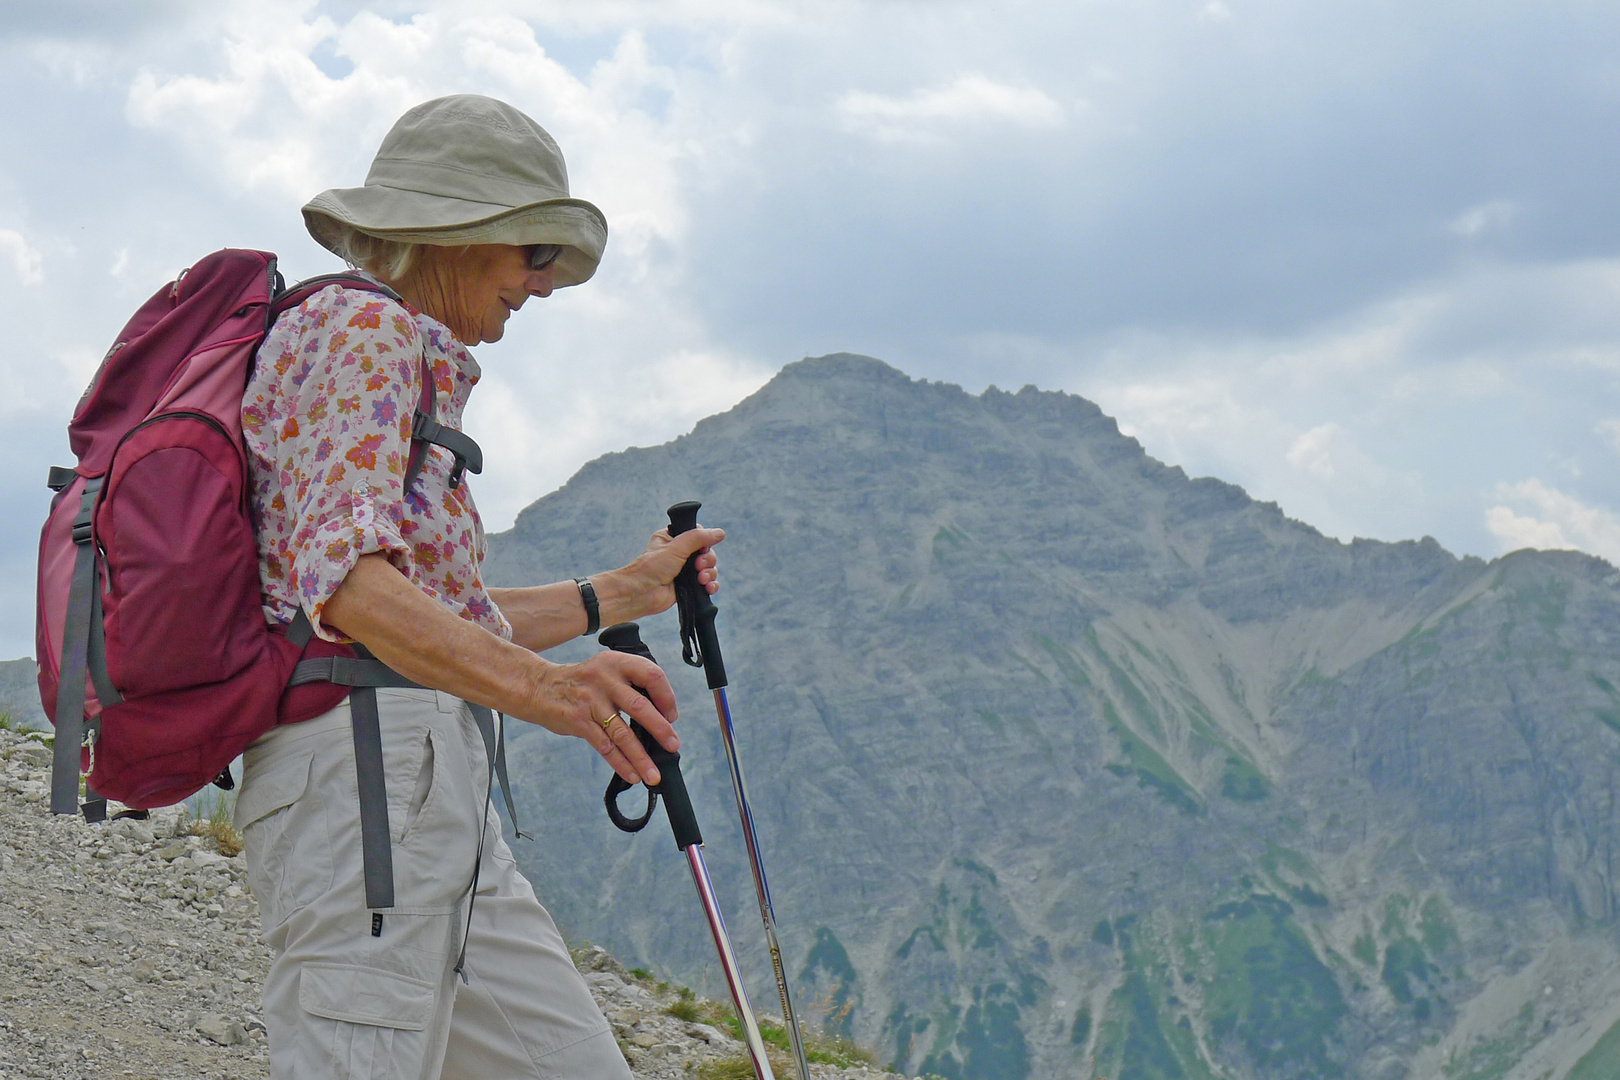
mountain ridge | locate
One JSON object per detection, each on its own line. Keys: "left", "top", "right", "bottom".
{"left": 469, "top": 354, "right": 1620, "bottom": 1079}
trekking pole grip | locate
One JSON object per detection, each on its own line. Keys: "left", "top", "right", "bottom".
{"left": 599, "top": 623, "right": 703, "bottom": 851}
{"left": 666, "top": 501, "right": 727, "bottom": 689}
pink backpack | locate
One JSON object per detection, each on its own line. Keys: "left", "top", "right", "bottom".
{"left": 35, "top": 249, "right": 456, "bottom": 819}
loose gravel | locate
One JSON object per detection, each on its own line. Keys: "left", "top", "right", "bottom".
{"left": 0, "top": 727, "right": 905, "bottom": 1080}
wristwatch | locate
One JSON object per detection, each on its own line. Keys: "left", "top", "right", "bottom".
{"left": 574, "top": 577, "right": 600, "bottom": 636}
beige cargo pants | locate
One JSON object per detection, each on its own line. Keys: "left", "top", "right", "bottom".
{"left": 236, "top": 687, "right": 631, "bottom": 1080}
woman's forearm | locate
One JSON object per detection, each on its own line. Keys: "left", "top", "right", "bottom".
{"left": 322, "top": 553, "right": 681, "bottom": 786}
{"left": 489, "top": 571, "right": 648, "bottom": 653}
{"left": 486, "top": 526, "right": 724, "bottom": 653}
{"left": 325, "top": 554, "right": 549, "bottom": 716}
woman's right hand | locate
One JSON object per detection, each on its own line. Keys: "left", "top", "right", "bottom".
{"left": 527, "top": 651, "right": 679, "bottom": 787}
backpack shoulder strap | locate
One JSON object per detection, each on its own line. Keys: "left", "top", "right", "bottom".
{"left": 269, "top": 270, "right": 403, "bottom": 323}
{"left": 266, "top": 271, "right": 480, "bottom": 494}
{"left": 403, "top": 356, "right": 436, "bottom": 496}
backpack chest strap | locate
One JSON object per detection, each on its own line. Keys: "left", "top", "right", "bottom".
{"left": 402, "top": 357, "right": 483, "bottom": 494}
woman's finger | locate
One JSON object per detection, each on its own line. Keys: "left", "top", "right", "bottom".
{"left": 618, "top": 689, "right": 679, "bottom": 756}
{"left": 603, "top": 711, "right": 661, "bottom": 785}
{"left": 614, "top": 655, "right": 678, "bottom": 733}
{"left": 597, "top": 736, "right": 640, "bottom": 785}
{"left": 583, "top": 711, "right": 642, "bottom": 784}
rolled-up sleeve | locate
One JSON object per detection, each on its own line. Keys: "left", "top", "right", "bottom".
{"left": 271, "top": 293, "right": 422, "bottom": 640}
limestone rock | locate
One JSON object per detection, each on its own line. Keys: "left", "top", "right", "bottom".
{"left": 485, "top": 353, "right": 1620, "bottom": 1080}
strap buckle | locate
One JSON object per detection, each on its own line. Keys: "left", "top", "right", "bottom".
{"left": 410, "top": 410, "right": 483, "bottom": 490}
{"left": 70, "top": 478, "right": 102, "bottom": 546}
{"left": 46, "top": 465, "right": 77, "bottom": 492}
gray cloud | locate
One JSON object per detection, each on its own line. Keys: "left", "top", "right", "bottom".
{"left": 2, "top": 0, "right": 1620, "bottom": 658}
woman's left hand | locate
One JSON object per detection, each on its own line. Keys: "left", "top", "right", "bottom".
{"left": 612, "top": 526, "right": 724, "bottom": 622}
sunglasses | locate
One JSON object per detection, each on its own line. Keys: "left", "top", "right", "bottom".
{"left": 528, "top": 244, "right": 563, "bottom": 271}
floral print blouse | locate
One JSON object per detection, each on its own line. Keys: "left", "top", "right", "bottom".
{"left": 242, "top": 284, "right": 511, "bottom": 642}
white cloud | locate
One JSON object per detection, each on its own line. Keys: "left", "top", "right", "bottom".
{"left": 1450, "top": 199, "right": 1516, "bottom": 239}
{"left": 1485, "top": 479, "right": 1620, "bottom": 564}
{"left": 0, "top": 230, "right": 44, "bottom": 286}
{"left": 1596, "top": 418, "right": 1620, "bottom": 454}
{"left": 837, "top": 74, "right": 1064, "bottom": 143}
{"left": 3, "top": 0, "right": 1620, "bottom": 657}
{"left": 467, "top": 342, "right": 771, "bottom": 528}
{"left": 1286, "top": 424, "right": 1344, "bottom": 480}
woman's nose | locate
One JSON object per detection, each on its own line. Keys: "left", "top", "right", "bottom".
{"left": 527, "top": 268, "right": 555, "bottom": 298}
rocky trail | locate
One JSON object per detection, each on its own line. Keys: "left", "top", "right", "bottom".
{"left": 0, "top": 726, "right": 905, "bottom": 1080}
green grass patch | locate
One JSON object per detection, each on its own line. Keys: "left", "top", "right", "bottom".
{"left": 1102, "top": 701, "right": 1203, "bottom": 817}
{"left": 1380, "top": 939, "right": 1434, "bottom": 1005}
{"left": 1442, "top": 1002, "right": 1535, "bottom": 1080}
{"left": 1091, "top": 926, "right": 1220, "bottom": 1080}
{"left": 1071, "top": 1005, "right": 1092, "bottom": 1046}
{"left": 801, "top": 927, "right": 859, "bottom": 1038}
{"left": 1220, "top": 755, "right": 1269, "bottom": 802}
{"left": 1569, "top": 1013, "right": 1620, "bottom": 1080}
{"left": 718, "top": 1014, "right": 879, "bottom": 1070}
{"left": 664, "top": 992, "right": 703, "bottom": 1023}
{"left": 913, "top": 982, "right": 1035, "bottom": 1080}
{"left": 1090, "top": 635, "right": 1168, "bottom": 744}
{"left": 1288, "top": 883, "right": 1329, "bottom": 907}
{"left": 1033, "top": 634, "right": 1091, "bottom": 689}
{"left": 1418, "top": 897, "right": 1459, "bottom": 958}
{"left": 1203, "top": 895, "right": 1347, "bottom": 1077}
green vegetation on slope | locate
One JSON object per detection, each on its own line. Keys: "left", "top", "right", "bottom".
{"left": 1203, "top": 895, "right": 1347, "bottom": 1078}
{"left": 917, "top": 981, "right": 1037, "bottom": 1080}
{"left": 802, "top": 927, "right": 860, "bottom": 1038}
{"left": 1568, "top": 1013, "right": 1620, "bottom": 1080}
{"left": 1102, "top": 700, "right": 1203, "bottom": 817}
{"left": 883, "top": 874, "right": 1039, "bottom": 1080}
{"left": 1442, "top": 1002, "right": 1537, "bottom": 1080}
{"left": 1220, "top": 755, "right": 1270, "bottom": 802}
{"left": 1378, "top": 894, "right": 1452, "bottom": 1022}
{"left": 1092, "top": 922, "right": 1219, "bottom": 1080}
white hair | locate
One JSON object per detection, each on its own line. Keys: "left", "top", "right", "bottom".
{"left": 325, "top": 225, "right": 420, "bottom": 280}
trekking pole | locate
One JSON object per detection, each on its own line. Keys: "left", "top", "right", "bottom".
{"left": 599, "top": 622, "right": 777, "bottom": 1080}
{"left": 666, "top": 500, "right": 811, "bottom": 1080}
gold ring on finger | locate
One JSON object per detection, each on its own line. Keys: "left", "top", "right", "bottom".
{"left": 598, "top": 713, "right": 616, "bottom": 734}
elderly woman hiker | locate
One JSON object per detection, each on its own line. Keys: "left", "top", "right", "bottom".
{"left": 236, "top": 93, "right": 720, "bottom": 1079}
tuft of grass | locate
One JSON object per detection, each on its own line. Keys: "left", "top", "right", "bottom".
{"left": 664, "top": 987, "right": 704, "bottom": 1023}
{"left": 720, "top": 1015, "right": 878, "bottom": 1069}
{"left": 0, "top": 711, "right": 47, "bottom": 736}
{"left": 697, "top": 1057, "right": 769, "bottom": 1080}
{"left": 184, "top": 786, "right": 244, "bottom": 857}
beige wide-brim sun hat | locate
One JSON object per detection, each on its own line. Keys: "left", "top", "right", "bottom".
{"left": 303, "top": 94, "right": 607, "bottom": 288}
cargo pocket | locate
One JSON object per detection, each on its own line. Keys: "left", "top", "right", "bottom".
{"left": 299, "top": 962, "right": 437, "bottom": 1030}
{"left": 236, "top": 749, "right": 330, "bottom": 927}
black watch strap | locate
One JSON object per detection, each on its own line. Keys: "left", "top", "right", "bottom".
{"left": 574, "top": 577, "right": 600, "bottom": 636}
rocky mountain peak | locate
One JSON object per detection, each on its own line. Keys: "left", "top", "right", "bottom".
{"left": 486, "top": 353, "right": 1620, "bottom": 1080}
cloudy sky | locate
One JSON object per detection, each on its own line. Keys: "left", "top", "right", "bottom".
{"left": 3, "top": 0, "right": 1619, "bottom": 659}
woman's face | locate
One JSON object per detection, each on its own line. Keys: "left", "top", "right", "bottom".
{"left": 457, "top": 243, "right": 557, "bottom": 345}
{"left": 406, "top": 243, "right": 556, "bottom": 346}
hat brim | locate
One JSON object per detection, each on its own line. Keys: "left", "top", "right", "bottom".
{"left": 303, "top": 185, "right": 608, "bottom": 288}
